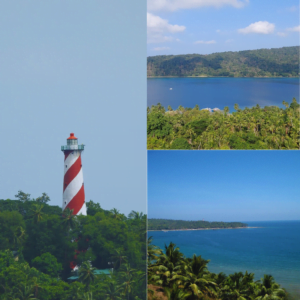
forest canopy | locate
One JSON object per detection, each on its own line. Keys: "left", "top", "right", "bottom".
{"left": 147, "top": 46, "right": 299, "bottom": 77}
{"left": 148, "top": 219, "right": 247, "bottom": 231}
{"left": 147, "top": 99, "right": 300, "bottom": 150}
{"left": 0, "top": 193, "right": 146, "bottom": 300}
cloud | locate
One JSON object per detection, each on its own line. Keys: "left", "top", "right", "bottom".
{"left": 195, "top": 40, "right": 216, "bottom": 44}
{"left": 238, "top": 21, "right": 275, "bottom": 34}
{"left": 147, "top": 12, "right": 186, "bottom": 43}
{"left": 153, "top": 47, "right": 171, "bottom": 51}
{"left": 286, "top": 5, "right": 298, "bottom": 12}
{"left": 148, "top": 0, "right": 249, "bottom": 12}
{"left": 216, "top": 29, "right": 221, "bottom": 33}
{"left": 225, "top": 39, "right": 234, "bottom": 43}
{"left": 277, "top": 32, "right": 288, "bottom": 37}
{"left": 287, "top": 25, "right": 300, "bottom": 32}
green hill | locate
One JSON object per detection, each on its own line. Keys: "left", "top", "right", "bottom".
{"left": 147, "top": 46, "right": 299, "bottom": 77}
{"left": 148, "top": 218, "right": 247, "bottom": 230}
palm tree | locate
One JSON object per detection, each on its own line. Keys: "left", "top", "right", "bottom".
{"left": 164, "top": 284, "right": 190, "bottom": 300}
{"left": 14, "top": 284, "right": 37, "bottom": 300}
{"left": 61, "top": 208, "right": 77, "bottom": 231}
{"left": 254, "top": 275, "right": 287, "bottom": 300}
{"left": 111, "top": 248, "right": 127, "bottom": 269}
{"left": 82, "top": 292, "right": 93, "bottom": 300}
{"left": 104, "top": 279, "right": 122, "bottom": 300}
{"left": 30, "top": 204, "right": 44, "bottom": 224}
{"left": 147, "top": 236, "right": 162, "bottom": 263}
{"left": 79, "top": 261, "right": 96, "bottom": 290}
{"left": 119, "top": 263, "right": 137, "bottom": 300}
{"left": 128, "top": 211, "right": 144, "bottom": 220}
{"left": 110, "top": 208, "right": 122, "bottom": 220}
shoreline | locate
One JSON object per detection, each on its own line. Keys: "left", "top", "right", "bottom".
{"left": 148, "top": 226, "right": 261, "bottom": 232}
{"left": 147, "top": 76, "right": 299, "bottom": 79}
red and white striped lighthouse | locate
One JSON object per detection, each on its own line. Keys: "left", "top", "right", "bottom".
{"left": 61, "top": 133, "right": 87, "bottom": 215}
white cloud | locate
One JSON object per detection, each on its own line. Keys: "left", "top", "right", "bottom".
{"left": 238, "top": 21, "right": 275, "bottom": 34}
{"left": 148, "top": 0, "right": 249, "bottom": 12}
{"left": 216, "top": 29, "right": 221, "bottom": 33}
{"left": 277, "top": 32, "right": 288, "bottom": 37}
{"left": 194, "top": 40, "right": 216, "bottom": 44}
{"left": 225, "top": 39, "right": 234, "bottom": 43}
{"left": 153, "top": 47, "right": 171, "bottom": 51}
{"left": 147, "top": 12, "right": 186, "bottom": 43}
{"left": 287, "top": 25, "right": 300, "bottom": 32}
{"left": 286, "top": 5, "right": 298, "bottom": 12}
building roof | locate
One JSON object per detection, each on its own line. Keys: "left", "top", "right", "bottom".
{"left": 67, "top": 269, "right": 111, "bottom": 280}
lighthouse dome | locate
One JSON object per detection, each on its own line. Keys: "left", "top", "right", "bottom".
{"left": 67, "top": 133, "right": 78, "bottom": 145}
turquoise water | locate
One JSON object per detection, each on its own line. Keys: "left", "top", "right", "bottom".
{"left": 147, "top": 77, "right": 299, "bottom": 111}
{"left": 149, "top": 221, "right": 300, "bottom": 297}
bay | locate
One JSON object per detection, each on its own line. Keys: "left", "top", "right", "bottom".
{"left": 149, "top": 220, "right": 300, "bottom": 298}
{"left": 147, "top": 78, "right": 299, "bottom": 111}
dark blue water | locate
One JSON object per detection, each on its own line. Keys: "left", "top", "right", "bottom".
{"left": 147, "top": 78, "right": 299, "bottom": 111}
{"left": 149, "top": 221, "right": 300, "bottom": 297}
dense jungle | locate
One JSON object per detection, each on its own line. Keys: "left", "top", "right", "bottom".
{"left": 0, "top": 191, "right": 146, "bottom": 300}
{"left": 147, "top": 98, "right": 300, "bottom": 150}
{"left": 148, "top": 241, "right": 293, "bottom": 300}
{"left": 147, "top": 46, "right": 299, "bottom": 78}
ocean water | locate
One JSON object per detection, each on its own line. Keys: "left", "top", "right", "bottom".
{"left": 147, "top": 78, "right": 299, "bottom": 111}
{"left": 149, "top": 221, "right": 300, "bottom": 297}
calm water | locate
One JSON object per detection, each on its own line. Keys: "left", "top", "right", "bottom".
{"left": 149, "top": 221, "right": 300, "bottom": 297}
{"left": 147, "top": 78, "right": 299, "bottom": 111}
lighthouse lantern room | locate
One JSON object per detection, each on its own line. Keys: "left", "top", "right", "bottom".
{"left": 61, "top": 133, "right": 87, "bottom": 215}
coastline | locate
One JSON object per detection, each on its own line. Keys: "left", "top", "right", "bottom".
{"left": 147, "top": 76, "right": 299, "bottom": 78}
{"left": 148, "top": 226, "right": 261, "bottom": 232}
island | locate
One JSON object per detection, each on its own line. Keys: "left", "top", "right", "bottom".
{"left": 148, "top": 218, "right": 248, "bottom": 231}
{"left": 147, "top": 46, "right": 299, "bottom": 78}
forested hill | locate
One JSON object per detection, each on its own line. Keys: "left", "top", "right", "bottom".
{"left": 147, "top": 46, "right": 299, "bottom": 77}
{"left": 148, "top": 219, "right": 247, "bottom": 230}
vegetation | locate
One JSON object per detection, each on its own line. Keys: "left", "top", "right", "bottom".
{"left": 147, "top": 46, "right": 299, "bottom": 77}
{"left": 148, "top": 241, "right": 292, "bottom": 300}
{"left": 0, "top": 192, "right": 146, "bottom": 299}
{"left": 147, "top": 99, "right": 300, "bottom": 150}
{"left": 148, "top": 219, "right": 246, "bottom": 231}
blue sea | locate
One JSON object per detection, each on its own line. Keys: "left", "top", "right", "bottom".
{"left": 149, "top": 221, "right": 300, "bottom": 298}
{"left": 147, "top": 78, "right": 299, "bottom": 111}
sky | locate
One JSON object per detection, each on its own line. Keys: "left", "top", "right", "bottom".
{"left": 147, "top": 0, "right": 299, "bottom": 56}
{"left": 148, "top": 151, "right": 300, "bottom": 222}
{"left": 0, "top": 1, "right": 146, "bottom": 215}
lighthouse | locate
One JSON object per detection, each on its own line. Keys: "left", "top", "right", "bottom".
{"left": 61, "top": 133, "right": 87, "bottom": 215}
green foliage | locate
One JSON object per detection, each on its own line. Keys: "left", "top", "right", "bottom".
{"left": 147, "top": 101, "right": 300, "bottom": 150}
{"left": 147, "top": 46, "right": 299, "bottom": 77}
{"left": 31, "top": 252, "right": 62, "bottom": 278}
{"left": 148, "top": 219, "right": 246, "bottom": 231}
{"left": 147, "top": 112, "right": 173, "bottom": 138}
{"left": 170, "top": 138, "right": 191, "bottom": 149}
{"left": 0, "top": 195, "right": 146, "bottom": 300}
{"left": 148, "top": 242, "right": 288, "bottom": 300}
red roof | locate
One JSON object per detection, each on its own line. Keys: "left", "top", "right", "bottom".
{"left": 67, "top": 133, "right": 77, "bottom": 140}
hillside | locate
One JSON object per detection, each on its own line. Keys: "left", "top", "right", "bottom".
{"left": 147, "top": 46, "right": 299, "bottom": 77}
{"left": 148, "top": 218, "right": 247, "bottom": 230}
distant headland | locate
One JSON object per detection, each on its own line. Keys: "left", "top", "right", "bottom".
{"left": 148, "top": 218, "right": 248, "bottom": 231}
{"left": 147, "top": 46, "right": 299, "bottom": 78}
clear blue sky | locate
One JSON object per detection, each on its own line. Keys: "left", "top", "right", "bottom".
{"left": 0, "top": 1, "right": 146, "bottom": 215}
{"left": 147, "top": 0, "right": 299, "bottom": 56}
{"left": 148, "top": 151, "right": 300, "bottom": 221}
